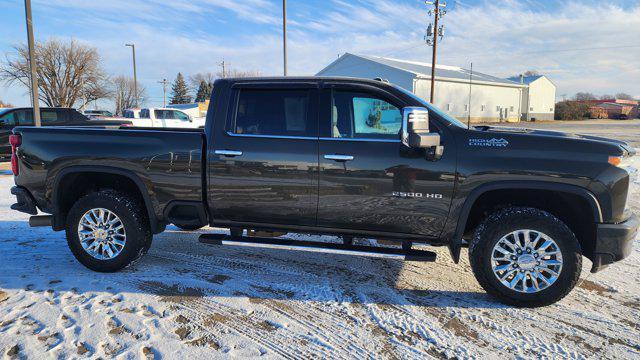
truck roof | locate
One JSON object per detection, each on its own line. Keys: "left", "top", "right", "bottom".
{"left": 215, "top": 76, "right": 396, "bottom": 87}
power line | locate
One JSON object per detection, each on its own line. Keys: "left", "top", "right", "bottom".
{"left": 517, "top": 45, "right": 640, "bottom": 55}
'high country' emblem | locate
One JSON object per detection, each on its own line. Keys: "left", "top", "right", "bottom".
{"left": 469, "top": 138, "right": 509, "bottom": 148}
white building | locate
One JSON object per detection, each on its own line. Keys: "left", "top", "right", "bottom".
{"left": 317, "top": 53, "right": 529, "bottom": 123}
{"left": 507, "top": 75, "right": 557, "bottom": 121}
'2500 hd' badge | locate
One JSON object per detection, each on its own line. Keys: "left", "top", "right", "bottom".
{"left": 469, "top": 138, "right": 509, "bottom": 148}
{"left": 392, "top": 192, "right": 443, "bottom": 199}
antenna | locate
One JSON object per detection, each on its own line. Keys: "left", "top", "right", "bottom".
{"left": 467, "top": 62, "right": 473, "bottom": 129}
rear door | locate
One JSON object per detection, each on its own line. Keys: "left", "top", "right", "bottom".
{"left": 208, "top": 82, "right": 319, "bottom": 226}
{"left": 132, "top": 109, "right": 152, "bottom": 127}
{"left": 316, "top": 83, "right": 456, "bottom": 237}
{"left": 162, "top": 110, "right": 193, "bottom": 128}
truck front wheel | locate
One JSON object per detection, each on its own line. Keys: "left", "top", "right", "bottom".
{"left": 469, "top": 207, "right": 582, "bottom": 307}
{"left": 65, "top": 190, "right": 152, "bottom": 272}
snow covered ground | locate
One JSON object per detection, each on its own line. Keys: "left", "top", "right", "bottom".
{"left": 1, "top": 123, "right": 639, "bottom": 359}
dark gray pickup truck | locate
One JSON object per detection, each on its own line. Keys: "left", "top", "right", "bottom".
{"left": 9, "top": 77, "right": 638, "bottom": 307}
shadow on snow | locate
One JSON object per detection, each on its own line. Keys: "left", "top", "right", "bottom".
{"left": 0, "top": 220, "right": 506, "bottom": 309}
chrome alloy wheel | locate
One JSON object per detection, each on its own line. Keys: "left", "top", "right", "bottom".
{"left": 490, "top": 229, "right": 563, "bottom": 293}
{"left": 77, "top": 208, "right": 126, "bottom": 260}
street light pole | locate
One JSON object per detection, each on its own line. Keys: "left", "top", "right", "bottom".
{"left": 283, "top": 0, "right": 288, "bottom": 76}
{"left": 125, "top": 44, "right": 138, "bottom": 107}
{"left": 24, "top": 0, "right": 41, "bottom": 126}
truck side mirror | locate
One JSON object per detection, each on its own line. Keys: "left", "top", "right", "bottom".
{"left": 402, "top": 107, "right": 443, "bottom": 160}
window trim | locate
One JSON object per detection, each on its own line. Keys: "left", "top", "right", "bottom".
{"left": 319, "top": 137, "right": 400, "bottom": 143}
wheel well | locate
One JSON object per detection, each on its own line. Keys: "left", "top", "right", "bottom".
{"left": 463, "top": 189, "right": 598, "bottom": 258}
{"left": 55, "top": 172, "right": 148, "bottom": 230}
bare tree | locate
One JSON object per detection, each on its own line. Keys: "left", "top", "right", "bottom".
{"left": 615, "top": 93, "right": 634, "bottom": 100}
{"left": 512, "top": 70, "right": 540, "bottom": 79}
{"left": 217, "top": 68, "right": 261, "bottom": 79}
{"left": 599, "top": 94, "right": 614, "bottom": 100}
{"left": 0, "top": 99, "right": 13, "bottom": 108}
{"left": 573, "top": 92, "right": 597, "bottom": 101}
{"left": 112, "top": 76, "right": 146, "bottom": 116}
{"left": 189, "top": 72, "right": 215, "bottom": 90}
{"left": 0, "top": 39, "right": 110, "bottom": 108}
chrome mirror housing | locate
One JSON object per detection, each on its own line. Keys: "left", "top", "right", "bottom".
{"left": 402, "top": 107, "right": 439, "bottom": 148}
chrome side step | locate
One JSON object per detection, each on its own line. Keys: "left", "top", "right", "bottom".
{"left": 198, "top": 233, "right": 437, "bottom": 262}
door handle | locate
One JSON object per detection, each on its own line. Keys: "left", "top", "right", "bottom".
{"left": 215, "top": 150, "right": 243, "bottom": 157}
{"left": 324, "top": 154, "right": 354, "bottom": 162}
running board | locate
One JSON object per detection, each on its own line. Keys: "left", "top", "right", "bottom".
{"left": 198, "top": 233, "right": 437, "bottom": 262}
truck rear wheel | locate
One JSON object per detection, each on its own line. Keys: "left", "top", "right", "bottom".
{"left": 469, "top": 207, "right": 582, "bottom": 307}
{"left": 65, "top": 190, "right": 152, "bottom": 272}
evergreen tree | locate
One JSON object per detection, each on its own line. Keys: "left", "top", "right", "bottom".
{"left": 194, "top": 80, "right": 212, "bottom": 103}
{"left": 170, "top": 72, "right": 192, "bottom": 104}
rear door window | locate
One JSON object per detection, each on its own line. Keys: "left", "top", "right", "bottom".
{"left": 15, "top": 110, "right": 34, "bottom": 125}
{"left": 41, "top": 110, "right": 65, "bottom": 125}
{"left": 232, "top": 89, "right": 313, "bottom": 137}
{"left": 0, "top": 111, "right": 16, "bottom": 126}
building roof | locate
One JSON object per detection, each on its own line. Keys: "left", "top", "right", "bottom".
{"left": 506, "top": 75, "right": 544, "bottom": 84}
{"left": 322, "top": 53, "right": 521, "bottom": 86}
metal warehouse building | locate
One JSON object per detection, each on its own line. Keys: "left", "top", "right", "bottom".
{"left": 507, "top": 75, "right": 557, "bottom": 121}
{"left": 317, "top": 53, "right": 547, "bottom": 123}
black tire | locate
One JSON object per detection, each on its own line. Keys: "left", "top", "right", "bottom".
{"left": 469, "top": 207, "right": 582, "bottom": 307}
{"left": 174, "top": 224, "right": 204, "bottom": 231}
{"left": 65, "top": 190, "right": 152, "bottom": 273}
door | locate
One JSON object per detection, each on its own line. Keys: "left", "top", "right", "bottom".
{"left": 0, "top": 110, "right": 16, "bottom": 158}
{"left": 136, "top": 109, "right": 153, "bottom": 127}
{"left": 208, "top": 84, "right": 320, "bottom": 226}
{"left": 155, "top": 109, "right": 192, "bottom": 128}
{"left": 317, "top": 85, "right": 456, "bottom": 237}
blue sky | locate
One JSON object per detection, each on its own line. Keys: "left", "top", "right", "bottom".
{"left": 1, "top": 0, "right": 639, "bottom": 108}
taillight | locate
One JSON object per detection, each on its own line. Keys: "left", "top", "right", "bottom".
{"left": 9, "top": 134, "right": 21, "bottom": 176}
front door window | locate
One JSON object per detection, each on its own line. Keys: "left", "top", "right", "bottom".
{"left": 331, "top": 91, "right": 402, "bottom": 140}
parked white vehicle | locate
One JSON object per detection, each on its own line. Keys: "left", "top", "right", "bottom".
{"left": 123, "top": 108, "right": 141, "bottom": 119}
{"left": 124, "top": 108, "right": 205, "bottom": 128}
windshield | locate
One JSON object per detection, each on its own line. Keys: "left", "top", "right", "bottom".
{"left": 395, "top": 86, "right": 468, "bottom": 129}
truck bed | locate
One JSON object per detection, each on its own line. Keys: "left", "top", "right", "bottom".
{"left": 13, "top": 126, "right": 205, "bottom": 230}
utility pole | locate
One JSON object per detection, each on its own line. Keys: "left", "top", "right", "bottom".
{"left": 218, "top": 60, "right": 227, "bottom": 78}
{"left": 24, "top": 0, "right": 41, "bottom": 126}
{"left": 158, "top": 79, "right": 168, "bottom": 107}
{"left": 283, "top": 0, "right": 288, "bottom": 76}
{"left": 425, "top": 1, "right": 446, "bottom": 104}
{"left": 125, "top": 44, "right": 138, "bottom": 107}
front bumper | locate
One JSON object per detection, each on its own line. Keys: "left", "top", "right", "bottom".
{"left": 10, "top": 186, "right": 38, "bottom": 215}
{"left": 591, "top": 213, "right": 638, "bottom": 273}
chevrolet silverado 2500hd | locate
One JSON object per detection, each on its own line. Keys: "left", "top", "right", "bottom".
{"left": 9, "top": 77, "right": 638, "bottom": 307}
